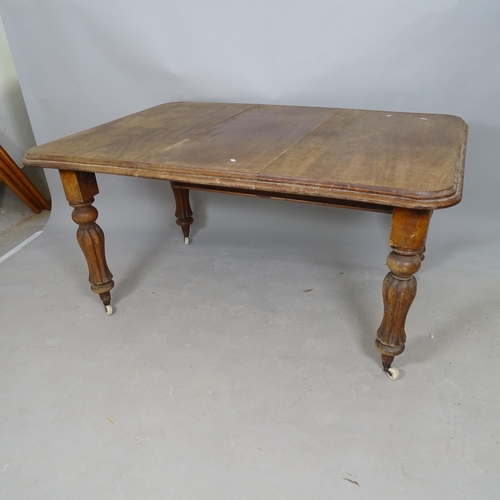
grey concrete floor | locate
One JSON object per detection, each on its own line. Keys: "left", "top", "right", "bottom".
{"left": 0, "top": 167, "right": 51, "bottom": 255}
{"left": 0, "top": 184, "right": 499, "bottom": 499}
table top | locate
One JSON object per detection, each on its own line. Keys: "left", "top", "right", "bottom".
{"left": 24, "top": 102, "right": 467, "bottom": 209}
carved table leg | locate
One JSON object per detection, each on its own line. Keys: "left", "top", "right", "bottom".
{"left": 59, "top": 170, "right": 114, "bottom": 314}
{"left": 171, "top": 182, "right": 193, "bottom": 244}
{"left": 376, "top": 208, "right": 433, "bottom": 379}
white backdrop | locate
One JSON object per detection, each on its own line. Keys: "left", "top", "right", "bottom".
{"left": 0, "top": 17, "right": 35, "bottom": 167}
{"left": 1, "top": 0, "right": 499, "bottom": 256}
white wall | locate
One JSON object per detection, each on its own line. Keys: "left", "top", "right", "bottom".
{"left": 0, "top": 16, "right": 35, "bottom": 167}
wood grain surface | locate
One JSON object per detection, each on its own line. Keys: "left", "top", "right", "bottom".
{"left": 24, "top": 102, "right": 467, "bottom": 209}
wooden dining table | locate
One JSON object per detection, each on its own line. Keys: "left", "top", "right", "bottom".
{"left": 24, "top": 102, "right": 468, "bottom": 379}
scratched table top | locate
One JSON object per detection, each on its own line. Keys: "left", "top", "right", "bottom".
{"left": 24, "top": 102, "right": 467, "bottom": 209}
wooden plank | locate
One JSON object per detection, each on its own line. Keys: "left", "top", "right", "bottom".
{"left": 24, "top": 102, "right": 256, "bottom": 167}
{"left": 147, "top": 104, "right": 338, "bottom": 176}
{"left": 0, "top": 156, "right": 42, "bottom": 213}
{"left": 0, "top": 145, "right": 51, "bottom": 210}
{"left": 257, "top": 109, "right": 467, "bottom": 204}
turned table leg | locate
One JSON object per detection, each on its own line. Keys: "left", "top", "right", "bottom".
{"left": 60, "top": 170, "right": 115, "bottom": 315}
{"left": 376, "top": 208, "right": 432, "bottom": 379}
{"left": 170, "top": 182, "right": 193, "bottom": 244}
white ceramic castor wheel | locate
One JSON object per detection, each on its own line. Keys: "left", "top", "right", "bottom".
{"left": 105, "top": 305, "right": 113, "bottom": 316}
{"left": 385, "top": 367, "right": 400, "bottom": 380}
{"left": 184, "top": 236, "right": 190, "bottom": 245}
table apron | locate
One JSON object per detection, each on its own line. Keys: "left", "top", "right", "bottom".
{"left": 171, "top": 181, "right": 394, "bottom": 214}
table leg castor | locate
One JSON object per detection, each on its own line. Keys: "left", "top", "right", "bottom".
{"left": 376, "top": 208, "right": 432, "bottom": 379}
{"left": 171, "top": 182, "right": 193, "bottom": 244}
{"left": 60, "top": 170, "right": 115, "bottom": 314}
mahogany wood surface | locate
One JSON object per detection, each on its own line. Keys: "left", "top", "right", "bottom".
{"left": 24, "top": 102, "right": 467, "bottom": 209}
{"left": 24, "top": 102, "right": 468, "bottom": 375}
